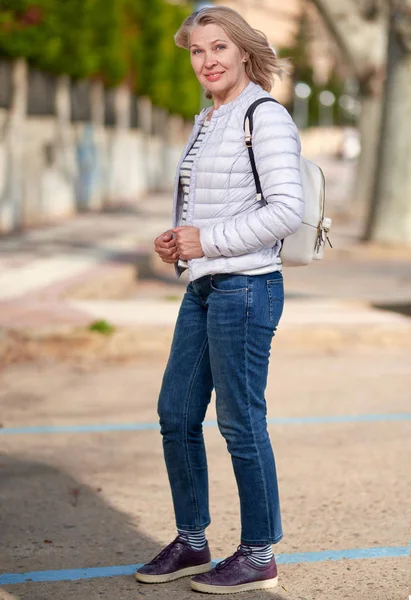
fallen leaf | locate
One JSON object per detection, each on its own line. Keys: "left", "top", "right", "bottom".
{"left": 70, "top": 487, "right": 80, "bottom": 506}
{"left": 44, "top": 539, "right": 53, "bottom": 544}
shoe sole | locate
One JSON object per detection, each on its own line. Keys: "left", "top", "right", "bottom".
{"left": 136, "top": 561, "right": 213, "bottom": 584}
{"left": 190, "top": 576, "right": 278, "bottom": 594}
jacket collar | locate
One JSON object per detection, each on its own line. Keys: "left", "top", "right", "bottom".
{"left": 196, "top": 81, "right": 260, "bottom": 124}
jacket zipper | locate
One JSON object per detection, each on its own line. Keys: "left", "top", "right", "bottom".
{"left": 172, "top": 116, "right": 203, "bottom": 228}
{"left": 184, "top": 116, "right": 214, "bottom": 278}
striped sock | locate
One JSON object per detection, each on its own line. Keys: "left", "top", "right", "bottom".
{"left": 240, "top": 543, "right": 273, "bottom": 566}
{"left": 177, "top": 528, "right": 207, "bottom": 551}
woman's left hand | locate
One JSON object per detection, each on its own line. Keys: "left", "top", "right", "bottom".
{"left": 171, "top": 226, "right": 205, "bottom": 260}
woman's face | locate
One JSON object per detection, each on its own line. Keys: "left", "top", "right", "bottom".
{"left": 189, "top": 24, "right": 248, "bottom": 101}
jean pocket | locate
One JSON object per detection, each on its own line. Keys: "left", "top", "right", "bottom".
{"left": 267, "top": 279, "right": 284, "bottom": 326}
{"left": 210, "top": 274, "right": 248, "bottom": 294}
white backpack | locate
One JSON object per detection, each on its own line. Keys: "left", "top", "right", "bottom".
{"left": 244, "top": 98, "right": 332, "bottom": 267}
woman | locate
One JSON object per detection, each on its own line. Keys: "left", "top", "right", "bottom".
{"left": 136, "top": 6, "right": 304, "bottom": 594}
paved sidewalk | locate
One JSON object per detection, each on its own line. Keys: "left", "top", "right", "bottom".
{"left": 1, "top": 168, "right": 410, "bottom": 600}
{"left": 1, "top": 347, "right": 410, "bottom": 600}
{"left": 0, "top": 187, "right": 411, "bottom": 338}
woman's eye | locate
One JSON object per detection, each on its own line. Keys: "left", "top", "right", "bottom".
{"left": 192, "top": 49, "right": 202, "bottom": 55}
{"left": 216, "top": 45, "right": 226, "bottom": 51}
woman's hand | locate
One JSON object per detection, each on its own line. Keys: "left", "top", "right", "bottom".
{"left": 171, "top": 226, "right": 205, "bottom": 260}
{"left": 154, "top": 230, "right": 180, "bottom": 264}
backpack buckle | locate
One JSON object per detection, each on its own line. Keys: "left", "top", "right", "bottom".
{"left": 245, "top": 135, "right": 252, "bottom": 147}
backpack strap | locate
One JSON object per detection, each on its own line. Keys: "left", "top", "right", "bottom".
{"left": 244, "top": 97, "right": 280, "bottom": 201}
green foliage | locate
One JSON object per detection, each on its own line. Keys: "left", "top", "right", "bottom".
{"left": 128, "top": 0, "right": 199, "bottom": 119}
{"left": 163, "top": 294, "right": 181, "bottom": 302}
{"left": 89, "top": 319, "right": 116, "bottom": 336}
{"left": 0, "top": 0, "right": 100, "bottom": 79}
{"left": 168, "top": 6, "right": 201, "bottom": 119}
{"left": 0, "top": 0, "right": 199, "bottom": 118}
{"left": 88, "top": 0, "right": 128, "bottom": 86}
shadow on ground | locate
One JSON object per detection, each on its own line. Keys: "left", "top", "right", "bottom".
{"left": 0, "top": 455, "right": 286, "bottom": 600}
{"left": 0, "top": 454, "right": 157, "bottom": 573}
{"left": 372, "top": 302, "right": 411, "bottom": 318}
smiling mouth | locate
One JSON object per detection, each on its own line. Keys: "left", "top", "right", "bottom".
{"left": 205, "top": 72, "right": 224, "bottom": 80}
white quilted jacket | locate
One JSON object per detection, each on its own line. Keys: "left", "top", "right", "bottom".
{"left": 172, "top": 81, "right": 304, "bottom": 281}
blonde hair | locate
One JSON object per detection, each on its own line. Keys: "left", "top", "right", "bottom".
{"left": 174, "top": 6, "right": 288, "bottom": 100}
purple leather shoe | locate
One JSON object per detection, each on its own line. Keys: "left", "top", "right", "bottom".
{"left": 135, "top": 537, "right": 212, "bottom": 583}
{"left": 190, "top": 546, "right": 278, "bottom": 594}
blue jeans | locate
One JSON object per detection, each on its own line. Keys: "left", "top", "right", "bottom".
{"left": 157, "top": 271, "right": 284, "bottom": 545}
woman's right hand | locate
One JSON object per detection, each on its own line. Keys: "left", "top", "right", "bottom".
{"left": 154, "top": 231, "right": 180, "bottom": 264}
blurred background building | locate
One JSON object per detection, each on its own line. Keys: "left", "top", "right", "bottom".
{"left": 214, "top": 0, "right": 347, "bottom": 109}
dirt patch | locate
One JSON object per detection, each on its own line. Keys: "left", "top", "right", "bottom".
{"left": 0, "top": 326, "right": 173, "bottom": 368}
{"left": 61, "top": 264, "right": 138, "bottom": 300}
{"left": 2, "top": 322, "right": 411, "bottom": 368}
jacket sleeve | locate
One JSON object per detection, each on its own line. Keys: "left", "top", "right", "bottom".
{"left": 199, "top": 102, "right": 304, "bottom": 258}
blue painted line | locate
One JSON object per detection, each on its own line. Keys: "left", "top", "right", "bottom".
{"left": 0, "top": 564, "right": 140, "bottom": 585}
{"left": 0, "top": 422, "right": 160, "bottom": 435}
{"left": 1, "top": 413, "right": 411, "bottom": 436}
{"left": 274, "top": 545, "right": 410, "bottom": 564}
{"left": 0, "top": 545, "right": 409, "bottom": 585}
{"left": 267, "top": 413, "right": 411, "bottom": 425}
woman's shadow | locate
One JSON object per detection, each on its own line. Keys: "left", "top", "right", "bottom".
{"left": 0, "top": 454, "right": 286, "bottom": 599}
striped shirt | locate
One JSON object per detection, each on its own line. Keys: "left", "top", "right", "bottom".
{"left": 178, "top": 119, "right": 210, "bottom": 271}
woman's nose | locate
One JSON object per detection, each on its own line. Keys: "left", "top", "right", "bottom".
{"left": 204, "top": 53, "right": 217, "bottom": 68}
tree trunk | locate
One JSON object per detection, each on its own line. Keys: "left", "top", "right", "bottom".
{"left": 0, "top": 58, "right": 27, "bottom": 232}
{"left": 88, "top": 80, "right": 107, "bottom": 209}
{"left": 107, "top": 85, "right": 133, "bottom": 203}
{"left": 114, "top": 84, "right": 131, "bottom": 130}
{"left": 137, "top": 96, "right": 153, "bottom": 196}
{"left": 90, "top": 80, "right": 105, "bottom": 129}
{"left": 310, "top": 0, "right": 389, "bottom": 224}
{"left": 353, "top": 91, "right": 384, "bottom": 220}
{"left": 137, "top": 96, "right": 153, "bottom": 136}
{"left": 365, "top": 15, "right": 411, "bottom": 244}
{"left": 55, "top": 74, "right": 74, "bottom": 184}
